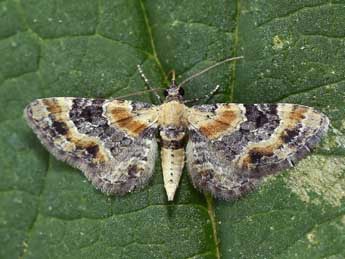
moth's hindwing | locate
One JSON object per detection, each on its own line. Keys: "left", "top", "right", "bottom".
{"left": 186, "top": 103, "right": 329, "bottom": 199}
{"left": 24, "top": 97, "right": 159, "bottom": 195}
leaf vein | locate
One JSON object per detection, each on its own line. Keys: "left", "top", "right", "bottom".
{"left": 229, "top": 0, "right": 241, "bottom": 102}
{"left": 272, "top": 77, "right": 345, "bottom": 102}
{"left": 138, "top": 0, "right": 167, "bottom": 83}
{"left": 257, "top": 2, "right": 336, "bottom": 28}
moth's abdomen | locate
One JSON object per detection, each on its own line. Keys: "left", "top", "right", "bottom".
{"left": 160, "top": 126, "right": 186, "bottom": 201}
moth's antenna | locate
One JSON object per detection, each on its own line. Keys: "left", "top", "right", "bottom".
{"left": 112, "top": 88, "right": 163, "bottom": 99}
{"left": 168, "top": 69, "right": 177, "bottom": 86}
{"left": 137, "top": 64, "right": 162, "bottom": 103}
{"left": 177, "top": 56, "right": 244, "bottom": 88}
{"left": 172, "top": 70, "right": 176, "bottom": 83}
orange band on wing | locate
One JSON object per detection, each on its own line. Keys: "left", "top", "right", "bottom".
{"left": 105, "top": 101, "right": 158, "bottom": 137}
{"left": 188, "top": 104, "right": 245, "bottom": 139}
{"left": 110, "top": 107, "right": 148, "bottom": 135}
{"left": 199, "top": 110, "right": 237, "bottom": 138}
{"left": 43, "top": 99, "right": 62, "bottom": 113}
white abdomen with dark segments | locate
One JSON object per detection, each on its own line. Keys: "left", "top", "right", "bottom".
{"left": 161, "top": 147, "right": 185, "bottom": 201}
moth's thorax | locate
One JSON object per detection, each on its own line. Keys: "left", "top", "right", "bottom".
{"left": 158, "top": 100, "right": 187, "bottom": 127}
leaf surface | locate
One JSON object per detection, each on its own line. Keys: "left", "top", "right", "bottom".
{"left": 0, "top": 0, "right": 344, "bottom": 258}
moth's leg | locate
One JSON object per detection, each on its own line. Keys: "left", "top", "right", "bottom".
{"left": 137, "top": 64, "right": 162, "bottom": 104}
{"left": 184, "top": 85, "right": 220, "bottom": 104}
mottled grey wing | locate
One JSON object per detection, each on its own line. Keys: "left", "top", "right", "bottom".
{"left": 186, "top": 103, "right": 329, "bottom": 199}
{"left": 24, "top": 97, "right": 159, "bottom": 195}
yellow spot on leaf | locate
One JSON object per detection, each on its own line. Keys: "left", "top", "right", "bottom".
{"left": 272, "top": 35, "right": 287, "bottom": 50}
{"left": 307, "top": 231, "right": 318, "bottom": 245}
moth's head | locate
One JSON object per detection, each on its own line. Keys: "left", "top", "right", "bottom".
{"left": 163, "top": 84, "right": 184, "bottom": 102}
{"left": 164, "top": 70, "right": 184, "bottom": 102}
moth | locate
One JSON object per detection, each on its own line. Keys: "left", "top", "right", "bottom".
{"left": 24, "top": 57, "right": 329, "bottom": 201}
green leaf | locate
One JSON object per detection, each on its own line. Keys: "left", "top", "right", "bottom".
{"left": 0, "top": 0, "right": 344, "bottom": 258}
